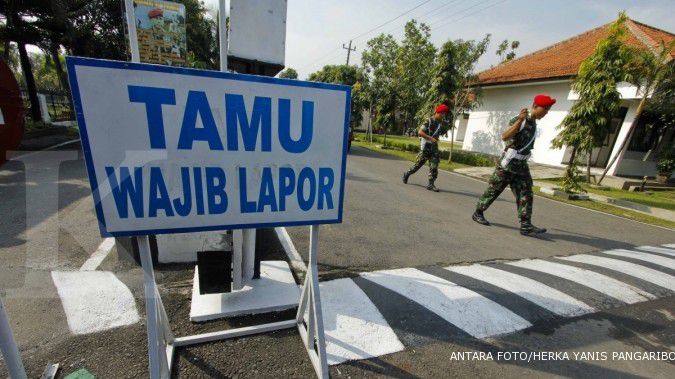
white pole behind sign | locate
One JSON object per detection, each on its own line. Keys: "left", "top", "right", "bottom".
{"left": 219, "top": 0, "right": 228, "bottom": 72}
{"left": 124, "top": 0, "right": 141, "bottom": 63}
{"left": 124, "top": 3, "right": 166, "bottom": 378}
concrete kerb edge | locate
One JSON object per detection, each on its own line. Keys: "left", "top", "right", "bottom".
{"left": 532, "top": 180, "right": 675, "bottom": 222}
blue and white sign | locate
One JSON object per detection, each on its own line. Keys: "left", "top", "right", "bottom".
{"left": 66, "top": 57, "right": 350, "bottom": 237}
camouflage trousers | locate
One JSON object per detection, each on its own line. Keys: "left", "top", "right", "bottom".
{"left": 476, "top": 166, "right": 533, "bottom": 221}
{"left": 406, "top": 147, "right": 440, "bottom": 182}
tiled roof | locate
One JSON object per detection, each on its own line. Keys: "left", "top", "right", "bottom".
{"left": 477, "top": 18, "right": 674, "bottom": 86}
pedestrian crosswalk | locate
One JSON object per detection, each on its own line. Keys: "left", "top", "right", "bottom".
{"left": 319, "top": 244, "right": 675, "bottom": 366}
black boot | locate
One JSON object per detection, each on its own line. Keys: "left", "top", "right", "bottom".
{"left": 520, "top": 220, "right": 546, "bottom": 235}
{"left": 472, "top": 210, "right": 490, "bottom": 226}
{"left": 403, "top": 172, "right": 410, "bottom": 184}
{"left": 427, "top": 181, "right": 439, "bottom": 192}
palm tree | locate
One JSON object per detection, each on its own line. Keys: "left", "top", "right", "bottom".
{"left": 598, "top": 39, "right": 675, "bottom": 185}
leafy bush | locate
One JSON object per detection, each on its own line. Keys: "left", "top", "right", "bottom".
{"left": 657, "top": 159, "right": 675, "bottom": 174}
{"left": 656, "top": 146, "right": 675, "bottom": 173}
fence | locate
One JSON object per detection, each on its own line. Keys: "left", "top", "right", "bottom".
{"left": 20, "top": 89, "right": 74, "bottom": 122}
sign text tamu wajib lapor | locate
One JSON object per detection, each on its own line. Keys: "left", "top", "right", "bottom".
{"left": 66, "top": 57, "right": 350, "bottom": 237}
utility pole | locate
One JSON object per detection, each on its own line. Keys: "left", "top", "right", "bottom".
{"left": 342, "top": 40, "right": 356, "bottom": 65}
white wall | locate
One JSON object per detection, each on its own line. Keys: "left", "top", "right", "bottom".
{"left": 440, "top": 115, "right": 468, "bottom": 142}
{"left": 463, "top": 81, "right": 573, "bottom": 167}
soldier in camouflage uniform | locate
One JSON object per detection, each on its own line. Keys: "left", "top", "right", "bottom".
{"left": 472, "top": 95, "right": 556, "bottom": 236}
{"left": 402, "top": 104, "right": 450, "bottom": 192}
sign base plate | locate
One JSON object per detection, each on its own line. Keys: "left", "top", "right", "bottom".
{"left": 190, "top": 261, "right": 300, "bottom": 322}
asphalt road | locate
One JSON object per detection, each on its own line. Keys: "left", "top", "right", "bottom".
{"left": 287, "top": 146, "right": 675, "bottom": 277}
{"left": 2, "top": 142, "right": 674, "bottom": 378}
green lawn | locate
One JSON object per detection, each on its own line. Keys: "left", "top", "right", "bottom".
{"left": 541, "top": 178, "right": 675, "bottom": 211}
{"left": 355, "top": 132, "right": 463, "bottom": 150}
{"left": 353, "top": 140, "right": 469, "bottom": 171}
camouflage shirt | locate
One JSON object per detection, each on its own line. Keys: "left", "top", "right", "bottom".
{"left": 419, "top": 117, "right": 447, "bottom": 150}
{"left": 505, "top": 116, "right": 537, "bottom": 155}
{"left": 502, "top": 116, "right": 537, "bottom": 172}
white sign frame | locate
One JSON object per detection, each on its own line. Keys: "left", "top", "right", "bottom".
{"left": 66, "top": 56, "right": 351, "bottom": 238}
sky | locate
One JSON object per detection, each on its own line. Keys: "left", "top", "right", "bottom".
{"left": 204, "top": 0, "right": 674, "bottom": 79}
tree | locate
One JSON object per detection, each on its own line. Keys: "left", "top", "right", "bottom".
{"left": 308, "top": 64, "right": 369, "bottom": 126}
{"left": 552, "top": 14, "right": 633, "bottom": 192}
{"left": 1, "top": 0, "right": 48, "bottom": 121}
{"left": 1, "top": 0, "right": 220, "bottom": 122}
{"left": 496, "top": 39, "right": 520, "bottom": 63}
{"left": 278, "top": 67, "right": 298, "bottom": 79}
{"left": 361, "top": 33, "right": 399, "bottom": 141}
{"left": 597, "top": 37, "right": 675, "bottom": 185}
{"left": 0, "top": 41, "right": 19, "bottom": 73}
{"left": 396, "top": 20, "right": 436, "bottom": 134}
{"left": 423, "top": 34, "right": 490, "bottom": 162}
{"left": 176, "top": 0, "right": 218, "bottom": 69}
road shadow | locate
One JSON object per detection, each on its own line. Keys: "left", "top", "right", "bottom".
{"left": 0, "top": 150, "right": 89, "bottom": 250}
{"left": 347, "top": 173, "right": 385, "bottom": 184}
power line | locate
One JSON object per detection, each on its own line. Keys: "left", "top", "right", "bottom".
{"left": 370, "top": 0, "right": 461, "bottom": 39}
{"left": 377, "top": 0, "right": 487, "bottom": 40}
{"left": 299, "top": 0, "right": 435, "bottom": 72}
{"left": 430, "top": 0, "right": 508, "bottom": 30}
{"left": 301, "top": 0, "right": 508, "bottom": 74}
{"left": 350, "top": 0, "right": 434, "bottom": 41}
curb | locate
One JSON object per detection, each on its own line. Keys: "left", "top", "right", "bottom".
{"left": 533, "top": 180, "right": 675, "bottom": 222}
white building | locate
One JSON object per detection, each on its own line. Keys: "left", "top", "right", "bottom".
{"left": 456, "top": 18, "right": 674, "bottom": 178}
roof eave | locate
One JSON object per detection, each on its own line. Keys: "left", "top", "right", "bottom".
{"left": 477, "top": 75, "right": 575, "bottom": 88}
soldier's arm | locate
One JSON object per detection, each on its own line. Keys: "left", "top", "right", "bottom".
{"left": 419, "top": 129, "right": 436, "bottom": 143}
{"left": 501, "top": 109, "right": 528, "bottom": 141}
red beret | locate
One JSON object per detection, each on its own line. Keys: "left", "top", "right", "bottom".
{"left": 534, "top": 94, "right": 556, "bottom": 107}
{"left": 435, "top": 104, "right": 450, "bottom": 114}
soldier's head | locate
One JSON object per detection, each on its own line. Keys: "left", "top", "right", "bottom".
{"left": 531, "top": 94, "right": 556, "bottom": 119}
{"left": 434, "top": 104, "right": 450, "bottom": 121}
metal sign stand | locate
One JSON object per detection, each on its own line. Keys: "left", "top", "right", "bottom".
{"left": 0, "top": 298, "right": 27, "bottom": 379}
{"left": 295, "top": 226, "right": 329, "bottom": 378}
{"left": 124, "top": 2, "right": 328, "bottom": 377}
{"left": 137, "top": 226, "right": 327, "bottom": 378}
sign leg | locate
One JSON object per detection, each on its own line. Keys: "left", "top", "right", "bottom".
{"left": 0, "top": 298, "right": 27, "bottom": 379}
{"left": 138, "top": 235, "right": 170, "bottom": 379}
{"left": 296, "top": 226, "right": 329, "bottom": 378}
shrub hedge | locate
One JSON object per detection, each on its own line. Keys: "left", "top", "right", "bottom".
{"left": 361, "top": 134, "right": 496, "bottom": 167}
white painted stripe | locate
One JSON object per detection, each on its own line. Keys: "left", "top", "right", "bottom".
{"left": 557, "top": 255, "right": 675, "bottom": 291}
{"left": 361, "top": 268, "right": 531, "bottom": 338}
{"left": 508, "top": 259, "right": 654, "bottom": 304}
{"left": 320, "top": 278, "right": 404, "bottom": 365}
{"left": 447, "top": 264, "right": 594, "bottom": 316}
{"left": 80, "top": 238, "right": 115, "bottom": 271}
{"left": 51, "top": 271, "right": 140, "bottom": 335}
{"left": 604, "top": 249, "right": 675, "bottom": 270}
{"left": 663, "top": 244, "right": 675, "bottom": 249}
{"left": 11, "top": 139, "right": 81, "bottom": 159}
{"left": 637, "top": 246, "right": 675, "bottom": 257}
